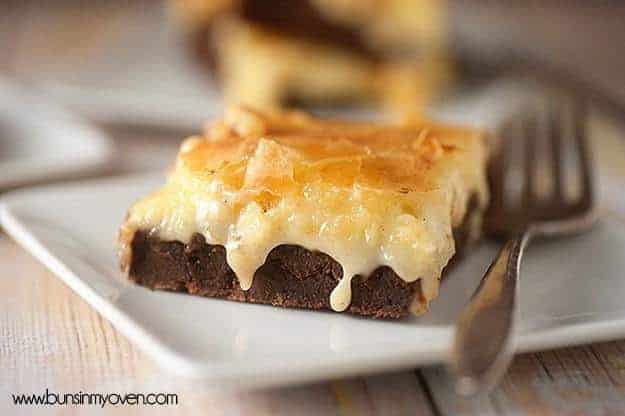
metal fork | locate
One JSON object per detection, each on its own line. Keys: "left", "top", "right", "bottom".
{"left": 450, "top": 97, "right": 597, "bottom": 396}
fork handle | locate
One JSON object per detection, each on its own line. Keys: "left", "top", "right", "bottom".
{"left": 450, "top": 231, "right": 531, "bottom": 396}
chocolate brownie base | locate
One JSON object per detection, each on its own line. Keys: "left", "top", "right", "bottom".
{"left": 128, "top": 231, "right": 425, "bottom": 319}
{"left": 126, "top": 193, "right": 477, "bottom": 319}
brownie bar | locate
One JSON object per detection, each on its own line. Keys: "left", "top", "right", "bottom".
{"left": 126, "top": 196, "right": 477, "bottom": 319}
{"left": 190, "top": 0, "right": 382, "bottom": 79}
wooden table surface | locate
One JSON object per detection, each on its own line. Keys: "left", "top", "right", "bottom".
{"left": 3, "top": 2, "right": 625, "bottom": 415}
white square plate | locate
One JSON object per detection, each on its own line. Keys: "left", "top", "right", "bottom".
{"left": 2, "top": 174, "right": 625, "bottom": 388}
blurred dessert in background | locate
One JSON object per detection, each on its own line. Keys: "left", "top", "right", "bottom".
{"left": 169, "top": 0, "right": 453, "bottom": 118}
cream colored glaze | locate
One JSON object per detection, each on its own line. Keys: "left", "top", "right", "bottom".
{"left": 120, "top": 107, "right": 489, "bottom": 313}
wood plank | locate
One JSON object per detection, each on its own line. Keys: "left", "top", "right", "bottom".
{"left": 237, "top": 383, "right": 339, "bottom": 416}
{"left": 0, "top": 1, "right": 24, "bottom": 73}
{"left": 494, "top": 348, "right": 625, "bottom": 415}
{"left": 419, "top": 367, "right": 500, "bottom": 416}
{"left": 590, "top": 342, "right": 625, "bottom": 385}
{"left": 0, "top": 235, "right": 148, "bottom": 394}
{"left": 419, "top": 347, "right": 625, "bottom": 416}
{"left": 10, "top": 0, "right": 151, "bottom": 79}
{"left": 364, "top": 372, "right": 434, "bottom": 416}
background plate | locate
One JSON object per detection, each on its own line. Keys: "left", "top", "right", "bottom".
{"left": 0, "top": 79, "right": 114, "bottom": 189}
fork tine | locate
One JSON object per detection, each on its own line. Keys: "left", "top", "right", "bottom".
{"left": 521, "top": 111, "right": 537, "bottom": 211}
{"left": 490, "top": 120, "right": 512, "bottom": 213}
{"left": 572, "top": 100, "right": 594, "bottom": 210}
{"left": 548, "top": 103, "right": 565, "bottom": 201}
